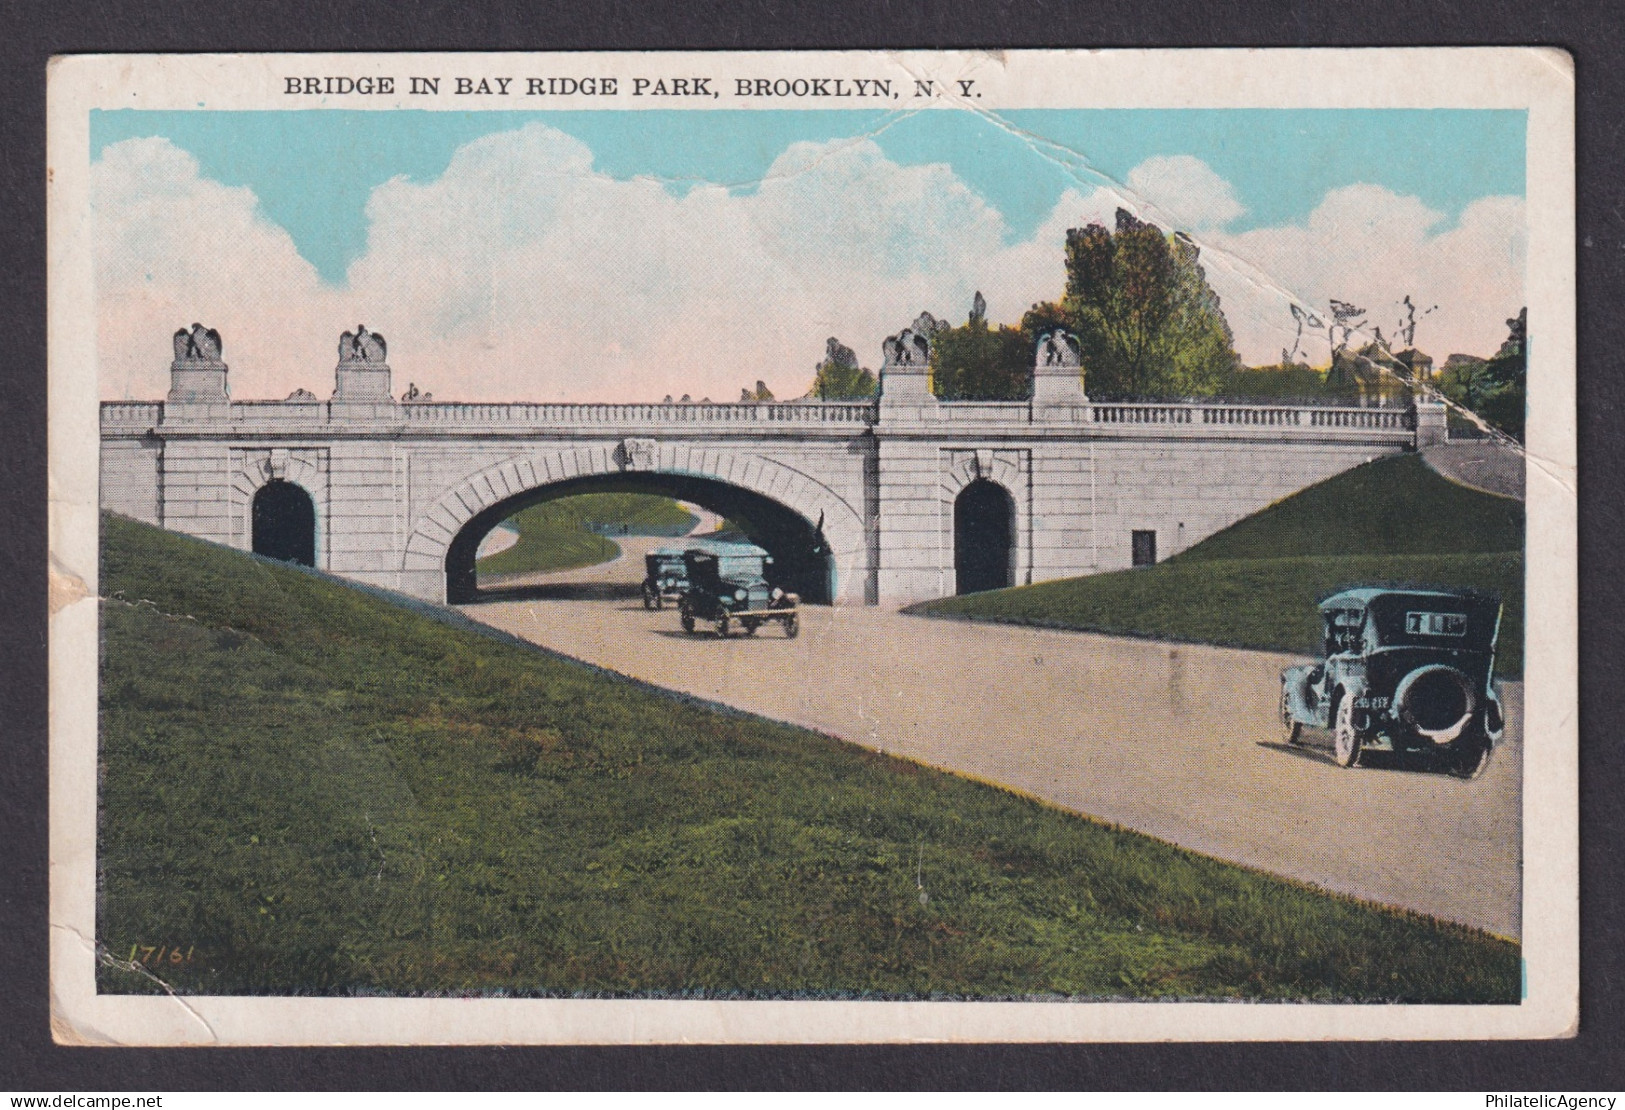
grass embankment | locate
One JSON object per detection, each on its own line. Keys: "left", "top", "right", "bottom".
{"left": 475, "top": 493, "right": 697, "bottom": 577}
{"left": 98, "top": 514, "right": 1517, "bottom": 1000}
{"left": 913, "top": 454, "right": 1525, "bottom": 675}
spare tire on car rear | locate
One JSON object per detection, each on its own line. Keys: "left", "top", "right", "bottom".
{"left": 1394, "top": 664, "right": 1479, "bottom": 744}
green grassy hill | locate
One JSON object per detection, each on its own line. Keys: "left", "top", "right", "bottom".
{"left": 476, "top": 493, "right": 698, "bottom": 577}
{"left": 913, "top": 454, "right": 1524, "bottom": 674}
{"left": 96, "top": 514, "right": 1516, "bottom": 1001}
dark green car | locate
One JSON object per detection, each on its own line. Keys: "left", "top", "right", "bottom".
{"left": 677, "top": 542, "right": 799, "bottom": 638}
{"left": 641, "top": 547, "right": 689, "bottom": 610}
{"left": 1280, "top": 587, "right": 1504, "bottom": 777}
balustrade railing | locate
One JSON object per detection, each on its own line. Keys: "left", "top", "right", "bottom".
{"left": 1090, "top": 402, "right": 1414, "bottom": 431}
{"left": 102, "top": 397, "right": 1414, "bottom": 436}
{"left": 101, "top": 402, "right": 164, "bottom": 425}
{"left": 401, "top": 400, "right": 880, "bottom": 425}
{"left": 1307, "top": 407, "right": 1414, "bottom": 429}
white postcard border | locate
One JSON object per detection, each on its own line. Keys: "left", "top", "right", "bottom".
{"left": 47, "top": 48, "right": 1577, "bottom": 1045}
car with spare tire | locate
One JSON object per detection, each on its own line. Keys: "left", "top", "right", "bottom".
{"left": 1279, "top": 587, "right": 1504, "bottom": 777}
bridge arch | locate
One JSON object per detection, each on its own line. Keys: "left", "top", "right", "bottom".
{"left": 939, "top": 451, "right": 1029, "bottom": 594}
{"left": 403, "top": 444, "right": 869, "bottom": 604}
{"left": 252, "top": 481, "right": 317, "bottom": 566}
{"left": 953, "top": 480, "right": 1014, "bottom": 594}
{"left": 228, "top": 448, "right": 328, "bottom": 569}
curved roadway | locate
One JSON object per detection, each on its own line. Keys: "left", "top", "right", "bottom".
{"left": 461, "top": 515, "right": 1522, "bottom": 939}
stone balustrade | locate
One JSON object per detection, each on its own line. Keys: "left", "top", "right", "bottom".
{"left": 104, "top": 397, "right": 1417, "bottom": 440}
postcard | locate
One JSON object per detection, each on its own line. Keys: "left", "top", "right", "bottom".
{"left": 47, "top": 49, "right": 1576, "bottom": 1044}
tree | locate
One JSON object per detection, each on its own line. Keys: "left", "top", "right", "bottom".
{"left": 807, "top": 337, "right": 877, "bottom": 400}
{"left": 740, "top": 380, "right": 775, "bottom": 402}
{"left": 930, "top": 291, "right": 1032, "bottom": 400}
{"left": 1060, "top": 210, "right": 1239, "bottom": 398}
{"left": 1435, "top": 308, "right": 1526, "bottom": 442}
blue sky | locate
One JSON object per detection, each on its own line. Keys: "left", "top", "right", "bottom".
{"left": 91, "top": 108, "right": 1525, "bottom": 287}
{"left": 90, "top": 106, "right": 1528, "bottom": 402}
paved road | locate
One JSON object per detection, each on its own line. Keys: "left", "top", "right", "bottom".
{"left": 475, "top": 521, "right": 520, "bottom": 560}
{"left": 477, "top": 505, "right": 727, "bottom": 595}
{"left": 462, "top": 538, "right": 1522, "bottom": 939}
{"left": 1423, "top": 439, "right": 1526, "bottom": 500}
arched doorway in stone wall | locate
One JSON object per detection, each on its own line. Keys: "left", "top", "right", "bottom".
{"left": 252, "top": 480, "right": 316, "bottom": 566}
{"left": 954, "top": 479, "right": 1014, "bottom": 595}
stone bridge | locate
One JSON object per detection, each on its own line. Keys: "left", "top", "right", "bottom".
{"left": 100, "top": 324, "right": 1434, "bottom": 606}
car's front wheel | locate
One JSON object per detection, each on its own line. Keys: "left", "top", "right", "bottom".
{"left": 1281, "top": 686, "right": 1304, "bottom": 746}
{"left": 679, "top": 605, "right": 695, "bottom": 635}
{"left": 715, "top": 613, "right": 731, "bottom": 639}
{"left": 642, "top": 584, "right": 658, "bottom": 611}
{"left": 1333, "top": 695, "right": 1363, "bottom": 768}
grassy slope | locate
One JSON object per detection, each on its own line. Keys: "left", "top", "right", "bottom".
{"left": 914, "top": 454, "right": 1525, "bottom": 674}
{"left": 476, "top": 493, "right": 697, "bottom": 577}
{"left": 97, "top": 514, "right": 1516, "bottom": 1001}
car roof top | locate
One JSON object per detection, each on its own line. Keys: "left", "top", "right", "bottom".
{"left": 1318, "top": 586, "right": 1484, "bottom": 612}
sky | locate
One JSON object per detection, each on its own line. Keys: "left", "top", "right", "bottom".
{"left": 90, "top": 108, "right": 1527, "bottom": 403}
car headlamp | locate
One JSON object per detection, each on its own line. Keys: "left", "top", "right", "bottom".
{"left": 734, "top": 587, "right": 748, "bottom": 601}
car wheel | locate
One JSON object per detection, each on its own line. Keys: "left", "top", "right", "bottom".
{"left": 784, "top": 613, "right": 800, "bottom": 639}
{"left": 653, "top": 593, "right": 663, "bottom": 611}
{"left": 742, "top": 619, "right": 759, "bottom": 636}
{"left": 715, "top": 614, "right": 731, "bottom": 639}
{"left": 1281, "top": 687, "right": 1304, "bottom": 746}
{"left": 680, "top": 607, "right": 695, "bottom": 635}
{"left": 1333, "top": 695, "right": 1363, "bottom": 768}
{"left": 642, "top": 586, "right": 657, "bottom": 610}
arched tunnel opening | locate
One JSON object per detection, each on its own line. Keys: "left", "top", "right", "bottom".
{"left": 444, "top": 472, "right": 835, "bottom": 605}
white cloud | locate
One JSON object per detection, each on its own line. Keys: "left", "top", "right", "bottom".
{"left": 92, "top": 138, "right": 346, "bottom": 401}
{"left": 1201, "top": 185, "right": 1526, "bottom": 365}
{"left": 1125, "top": 155, "right": 1245, "bottom": 231}
{"left": 92, "top": 132, "right": 1526, "bottom": 404}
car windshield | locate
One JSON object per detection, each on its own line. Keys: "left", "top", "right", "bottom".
{"left": 717, "top": 555, "right": 765, "bottom": 580}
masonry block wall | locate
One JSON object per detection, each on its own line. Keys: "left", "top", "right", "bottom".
{"left": 1088, "top": 440, "right": 1393, "bottom": 571}
{"left": 100, "top": 346, "right": 1414, "bottom": 608}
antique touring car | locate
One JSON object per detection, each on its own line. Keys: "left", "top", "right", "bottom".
{"left": 641, "top": 546, "right": 688, "bottom": 610}
{"left": 677, "top": 542, "right": 799, "bottom": 638}
{"left": 1279, "top": 587, "right": 1504, "bottom": 777}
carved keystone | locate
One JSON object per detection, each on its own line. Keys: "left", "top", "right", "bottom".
{"left": 620, "top": 438, "right": 658, "bottom": 471}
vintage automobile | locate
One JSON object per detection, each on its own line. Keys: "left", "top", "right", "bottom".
{"left": 641, "top": 546, "right": 689, "bottom": 610}
{"left": 677, "top": 542, "right": 799, "bottom": 638}
{"left": 1279, "top": 587, "right": 1504, "bottom": 777}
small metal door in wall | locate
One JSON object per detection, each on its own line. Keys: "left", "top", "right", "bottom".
{"left": 1131, "top": 529, "right": 1157, "bottom": 567}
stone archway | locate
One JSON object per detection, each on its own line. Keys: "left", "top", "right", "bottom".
{"left": 228, "top": 447, "right": 328, "bottom": 569}
{"left": 953, "top": 479, "right": 1015, "bottom": 594}
{"left": 402, "top": 442, "right": 869, "bottom": 604}
{"left": 252, "top": 480, "right": 316, "bottom": 566}
{"left": 938, "top": 449, "right": 1029, "bottom": 596}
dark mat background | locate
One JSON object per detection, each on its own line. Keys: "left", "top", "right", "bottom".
{"left": 2, "top": 1, "right": 1618, "bottom": 1091}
